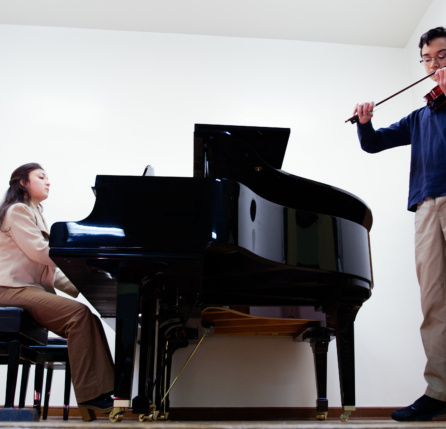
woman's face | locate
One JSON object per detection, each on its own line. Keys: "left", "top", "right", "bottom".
{"left": 24, "top": 169, "right": 50, "bottom": 205}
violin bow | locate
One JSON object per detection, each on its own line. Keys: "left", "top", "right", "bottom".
{"left": 345, "top": 71, "right": 436, "bottom": 124}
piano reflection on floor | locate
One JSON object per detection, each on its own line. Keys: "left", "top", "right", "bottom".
{"left": 49, "top": 124, "right": 373, "bottom": 422}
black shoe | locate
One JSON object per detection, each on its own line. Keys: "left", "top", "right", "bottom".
{"left": 78, "top": 394, "right": 114, "bottom": 421}
{"left": 391, "top": 395, "right": 446, "bottom": 421}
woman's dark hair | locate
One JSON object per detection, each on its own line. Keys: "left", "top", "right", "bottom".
{"left": 0, "top": 162, "right": 44, "bottom": 228}
{"left": 419, "top": 26, "right": 446, "bottom": 54}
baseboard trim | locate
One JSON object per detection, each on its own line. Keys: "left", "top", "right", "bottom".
{"left": 169, "top": 407, "right": 394, "bottom": 420}
{"left": 44, "top": 406, "right": 395, "bottom": 420}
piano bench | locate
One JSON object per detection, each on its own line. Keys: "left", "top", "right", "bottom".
{"left": 31, "top": 338, "right": 71, "bottom": 421}
{"left": 201, "top": 307, "right": 335, "bottom": 420}
{"left": 0, "top": 306, "right": 48, "bottom": 421}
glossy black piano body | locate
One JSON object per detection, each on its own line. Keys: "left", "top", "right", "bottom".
{"left": 49, "top": 124, "right": 373, "bottom": 420}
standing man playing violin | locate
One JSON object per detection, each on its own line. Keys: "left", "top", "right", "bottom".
{"left": 354, "top": 26, "right": 446, "bottom": 422}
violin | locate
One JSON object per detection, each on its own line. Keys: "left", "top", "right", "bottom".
{"left": 345, "top": 70, "right": 444, "bottom": 124}
{"left": 424, "top": 85, "right": 446, "bottom": 110}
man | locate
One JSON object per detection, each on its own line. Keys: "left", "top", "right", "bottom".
{"left": 354, "top": 26, "right": 446, "bottom": 421}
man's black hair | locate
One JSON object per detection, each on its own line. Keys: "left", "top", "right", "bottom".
{"left": 419, "top": 26, "right": 446, "bottom": 55}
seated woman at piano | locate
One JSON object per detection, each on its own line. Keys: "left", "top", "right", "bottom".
{"left": 0, "top": 163, "right": 114, "bottom": 420}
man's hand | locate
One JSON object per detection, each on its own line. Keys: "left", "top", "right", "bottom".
{"left": 435, "top": 67, "right": 446, "bottom": 94}
{"left": 354, "top": 102, "right": 375, "bottom": 124}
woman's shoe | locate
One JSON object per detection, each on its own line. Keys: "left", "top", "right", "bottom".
{"left": 78, "top": 394, "right": 114, "bottom": 421}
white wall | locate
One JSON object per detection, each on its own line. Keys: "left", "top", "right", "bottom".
{"left": 0, "top": 0, "right": 445, "bottom": 411}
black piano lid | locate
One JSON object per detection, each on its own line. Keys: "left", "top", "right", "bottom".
{"left": 193, "top": 123, "right": 290, "bottom": 177}
{"left": 193, "top": 123, "right": 372, "bottom": 231}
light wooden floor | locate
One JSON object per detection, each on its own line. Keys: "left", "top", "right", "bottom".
{"left": 2, "top": 419, "right": 446, "bottom": 429}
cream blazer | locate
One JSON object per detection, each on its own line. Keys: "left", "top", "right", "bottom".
{"left": 0, "top": 202, "right": 79, "bottom": 298}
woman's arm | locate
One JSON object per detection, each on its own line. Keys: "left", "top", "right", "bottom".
{"left": 6, "top": 203, "right": 58, "bottom": 267}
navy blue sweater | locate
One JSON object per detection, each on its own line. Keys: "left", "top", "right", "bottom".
{"left": 357, "top": 104, "right": 446, "bottom": 211}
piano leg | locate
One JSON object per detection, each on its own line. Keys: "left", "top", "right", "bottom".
{"left": 328, "top": 301, "right": 361, "bottom": 422}
{"left": 110, "top": 282, "right": 141, "bottom": 422}
{"left": 310, "top": 330, "right": 333, "bottom": 420}
{"left": 134, "top": 292, "right": 160, "bottom": 422}
{"left": 295, "top": 323, "right": 335, "bottom": 420}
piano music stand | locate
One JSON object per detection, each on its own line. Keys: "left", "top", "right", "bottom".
{"left": 193, "top": 123, "right": 290, "bottom": 178}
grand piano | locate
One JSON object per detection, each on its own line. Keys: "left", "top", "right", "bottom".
{"left": 49, "top": 124, "right": 373, "bottom": 422}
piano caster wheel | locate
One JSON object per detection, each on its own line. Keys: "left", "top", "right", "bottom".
{"left": 158, "top": 412, "right": 169, "bottom": 421}
{"left": 339, "top": 406, "right": 355, "bottom": 422}
{"left": 138, "top": 405, "right": 159, "bottom": 422}
{"left": 340, "top": 411, "right": 350, "bottom": 422}
{"left": 138, "top": 411, "right": 159, "bottom": 422}
{"left": 109, "top": 407, "right": 126, "bottom": 422}
{"left": 316, "top": 411, "right": 327, "bottom": 420}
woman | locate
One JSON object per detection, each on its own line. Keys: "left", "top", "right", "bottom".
{"left": 0, "top": 163, "right": 114, "bottom": 421}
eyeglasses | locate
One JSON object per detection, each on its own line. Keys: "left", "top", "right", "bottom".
{"left": 420, "top": 51, "right": 446, "bottom": 64}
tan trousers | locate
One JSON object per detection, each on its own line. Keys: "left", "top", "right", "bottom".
{"left": 415, "top": 195, "right": 446, "bottom": 402}
{"left": 0, "top": 285, "right": 114, "bottom": 403}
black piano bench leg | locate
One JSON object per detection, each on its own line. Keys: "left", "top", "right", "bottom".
{"left": 33, "top": 351, "right": 45, "bottom": 417}
{"left": 42, "top": 366, "right": 53, "bottom": 420}
{"left": 294, "top": 324, "right": 334, "bottom": 421}
{"left": 4, "top": 340, "right": 21, "bottom": 408}
{"left": 63, "top": 359, "right": 71, "bottom": 420}
{"left": 18, "top": 361, "right": 31, "bottom": 408}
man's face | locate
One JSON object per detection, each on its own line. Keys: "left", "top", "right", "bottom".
{"left": 421, "top": 37, "right": 446, "bottom": 81}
